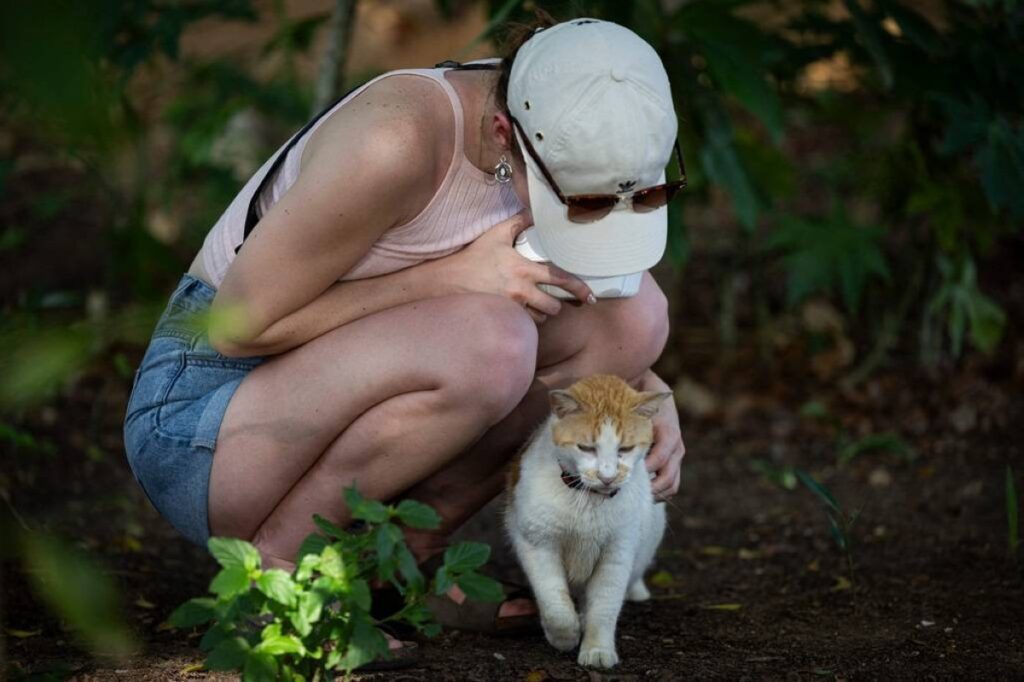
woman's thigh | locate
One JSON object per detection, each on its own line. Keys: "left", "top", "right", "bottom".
{"left": 535, "top": 271, "right": 669, "bottom": 375}
{"left": 207, "top": 292, "right": 537, "bottom": 539}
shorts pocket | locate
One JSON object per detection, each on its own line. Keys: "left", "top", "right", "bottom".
{"left": 155, "top": 332, "right": 262, "bottom": 449}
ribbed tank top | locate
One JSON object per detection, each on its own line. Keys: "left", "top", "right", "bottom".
{"left": 197, "top": 65, "right": 522, "bottom": 288}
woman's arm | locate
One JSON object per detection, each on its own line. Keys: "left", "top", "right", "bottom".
{"left": 209, "top": 77, "right": 445, "bottom": 357}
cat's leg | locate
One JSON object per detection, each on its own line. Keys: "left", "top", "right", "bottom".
{"left": 627, "top": 504, "right": 666, "bottom": 603}
{"left": 512, "top": 535, "right": 579, "bottom": 651}
{"left": 626, "top": 579, "right": 650, "bottom": 602}
{"left": 577, "top": 544, "right": 635, "bottom": 668}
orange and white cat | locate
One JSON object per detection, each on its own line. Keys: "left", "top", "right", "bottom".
{"left": 505, "top": 375, "right": 671, "bottom": 669}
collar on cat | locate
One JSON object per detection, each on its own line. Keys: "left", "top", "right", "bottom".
{"left": 560, "top": 469, "right": 618, "bottom": 498}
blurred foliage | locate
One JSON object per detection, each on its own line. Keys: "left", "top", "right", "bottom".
{"left": 493, "top": 0, "right": 1021, "bottom": 366}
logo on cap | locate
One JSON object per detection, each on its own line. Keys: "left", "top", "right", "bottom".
{"left": 617, "top": 180, "right": 637, "bottom": 194}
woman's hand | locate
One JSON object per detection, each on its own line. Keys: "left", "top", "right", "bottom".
{"left": 641, "top": 369, "right": 685, "bottom": 501}
{"left": 441, "top": 211, "right": 595, "bottom": 323}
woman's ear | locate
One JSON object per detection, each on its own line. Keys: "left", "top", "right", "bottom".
{"left": 491, "top": 111, "right": 514, "bottom": 154}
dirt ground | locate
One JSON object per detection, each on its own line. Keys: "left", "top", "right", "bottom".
{"left": 4, "top": 253, "right": 1023, "bottom": 681}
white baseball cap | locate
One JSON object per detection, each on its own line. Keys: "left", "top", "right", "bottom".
{"left": 507, "top": 19, "right": 679, "bottom": 277}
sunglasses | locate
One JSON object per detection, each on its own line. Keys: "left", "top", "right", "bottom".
{"left": 509, "top": 115, "right": 688, "bottom": 223}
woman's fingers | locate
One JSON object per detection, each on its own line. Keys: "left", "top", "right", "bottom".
{"left": 532, "top": 262, "right": 595, "bottom": 304}
{"left": 503, "top": 210, "right": 534, "bottom": 243}
{"left": 522, "top": 288, "right": 562, "bottom": 317}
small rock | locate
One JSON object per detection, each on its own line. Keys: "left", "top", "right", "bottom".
{"left": 673, "top": 376, "right": 719, "bottom": 418}
{"left": 950, "top": 405, "right": 977, "bottom": 434}
{"left": 869, "top": 468, "right": 893, "bottom": 488}
{"left": 493, "top": 652, "right": 505, "bottom": 661}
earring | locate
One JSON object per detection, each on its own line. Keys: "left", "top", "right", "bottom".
{"left": 493, "top": 155, "right": 513, "bottom": 184}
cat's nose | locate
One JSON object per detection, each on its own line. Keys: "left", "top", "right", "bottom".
{"left": 598, "top": 473, "right": 617, "bottom": 486}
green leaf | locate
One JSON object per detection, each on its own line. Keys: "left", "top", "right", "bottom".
{"left": 433, "top": 565, "right": 454, "bottom": 596}
{"left": 296, "top": 532, "right": 328, "bottom": 565}
{"left": 169, "top": 597, "right": 217, "bottom": 628}
{"left": 256, "top": 633, "right": 305, "bottom": 656}
{"left": 837, "top": 432, "right": 915, "bottom": 465}
{"left": 395, "top": 499, "right": 442, "bottom": 530}
{"left": 295, "top": 552, "right": 320, "bottom": 582}
{"left": 343, "top": 486, "right": 388, "bottom": 523}
{"left": 210, "top": 566, "right": 252, "bottom": 599}
{"left": 291, "top": 590, "right": 324, "bottom": 637}
{"left": 334, "top": 610, "right": 388, "bottom": 673}
{"left": 206, "top": 636, "right": 250, "bottom": 671}
{"left": 20, "top": 533, "right": 137, "bottom": 658}
{"left": 208, "top": 537, "right": 261, "bottom": 572}
{"left": 312, "top": 514, "right": 346, "bottom": 540}
{"left": 844, "top": 0, "right": 893, "bottom": 89}
{"left": 978, "top": 119, "right": 1024, "bottom": 220}
{"left": 199, "top": 624, "right": 230, "bottom": 652}
{"left": 765, "top": 205, "right": 889, "bottom": 313}
{"left": 396, "top": 543, "right": 424, "bottom": 592}
{"left": 243, "top": 651, "right": 279, "bottom": 682}
{"left": 348, "top": 579, "right": 371, "bottom": 612}
{"left": 795, "top": 469, "right": 842, "bottom": 515}
{"left": 256, "top": 569, "right": 297, "bottom": 607}
{"left": 699, "top": 110, "right": 760, "bottom": 231}
{"left": 455, "top": 570, "right": 504, "bottom": 603}
{"left": 443, "top": 542, "right": 491, "bottom": 573}
{"left": 318, "top": 545, "right": 347, "bottom": 582}
{"left": 375, "top": 523, "right": 402, "bottom": 564}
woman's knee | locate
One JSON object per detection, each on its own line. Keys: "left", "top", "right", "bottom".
{"left": 439, "top": 294, "right": 538, "bottom": 417}
{"left": 596, "top": 273, "right": 670, "bottom": 374}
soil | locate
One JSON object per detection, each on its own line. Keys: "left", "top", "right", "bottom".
{"left": 4, "top": 257, "right": 1023, "bottom": 681}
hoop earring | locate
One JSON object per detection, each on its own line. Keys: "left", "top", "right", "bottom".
{"left": 493, "top": 155, "right": 513, "bottom": 184}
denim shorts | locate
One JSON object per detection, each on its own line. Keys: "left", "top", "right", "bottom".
{"left": 123, "top": 274, "right": 264, "bottom": 546}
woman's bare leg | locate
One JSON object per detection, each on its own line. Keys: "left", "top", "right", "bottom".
{"left": 206, "top": 293, "right": 538, "bottom": 567}
{"left": 401, "top": 272, "right": 670, "bottom": 558}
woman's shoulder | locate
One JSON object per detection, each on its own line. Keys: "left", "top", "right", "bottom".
{"left": 298, "top": 73, "right": 457, "bottom": 225}
{"left": 302, "top": 72, "right": 456, "bottom": 177}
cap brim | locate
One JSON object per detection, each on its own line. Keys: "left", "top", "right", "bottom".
{"left": 520, "top": 132, "right": 667, "bottom": 277}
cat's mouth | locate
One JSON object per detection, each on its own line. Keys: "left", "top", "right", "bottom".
{"left": 560, "top": 469, "right": 620, "bottom": 498}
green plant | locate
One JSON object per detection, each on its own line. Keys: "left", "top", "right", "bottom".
{"left": 796, "top": 469, "right": 861, "bottom": 584}
{"left": 799, "top": 400, "right": 915, "bottom": 466}
{"left": 170, "top": 487, "right": 501, "bottom": 680}
{"left": 1008, "top": 466, "right": 1020, "bottom": 565}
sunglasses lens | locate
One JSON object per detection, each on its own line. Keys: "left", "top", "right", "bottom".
{"left": 632, "top": 183, "right": 684, "bottom": 213}
{"left": 567, "top": 196, "right": 618, "bottom": 223}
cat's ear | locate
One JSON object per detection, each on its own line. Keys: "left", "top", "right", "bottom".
{"left": 550, "top": 390, "right": 583, "bottom": 418}
{"left": 633, "top": 391, "right": 673, "bottom": 418}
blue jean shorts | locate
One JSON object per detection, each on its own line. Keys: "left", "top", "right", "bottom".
{"left": 123, "top": 274, "right": 264, "bottom": 546}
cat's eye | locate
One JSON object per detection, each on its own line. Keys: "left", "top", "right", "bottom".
{"left": 578, "top": 444, "right": 597, "bottom": 453}
{"left": 618, "top": 446, "right": 635, "bottom": 454}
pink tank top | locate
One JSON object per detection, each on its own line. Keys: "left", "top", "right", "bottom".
{"left": 197, "top": 65, "right": 522, "bottom": 288}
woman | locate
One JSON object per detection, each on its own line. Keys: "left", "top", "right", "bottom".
{"left": 123, "top": 16, "right": 686, "bottom": 631}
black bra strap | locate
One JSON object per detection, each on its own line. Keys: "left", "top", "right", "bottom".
{"left": 236, "top": 60, "right": 500, "bottom": 254}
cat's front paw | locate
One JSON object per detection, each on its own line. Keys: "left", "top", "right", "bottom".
{"left": 541, "top": 610, "right": 580, "bottom": 652}
{"left": 578, "top": 644, "right": 619, "bottom": 669}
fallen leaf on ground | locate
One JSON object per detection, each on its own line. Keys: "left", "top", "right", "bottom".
{"left": 649, "top": 570, "right": 677, "bottom": 588}
{"left": 180, "top": 662, "right": 204, "bottom": 674}
{"left": 738, "top": 548, "right": 762, "bottom": 560}
{"left": 134, "top": 595, "right": 155, "bottom": 609}
{"left": 702, "top": 603, "right": 743, "bottom": 611}
{"left": 524, "top": 670, "right": 548, "bottom": 682}
{"left": 832, "top": 576, "right": 852, "bottom": 591}
{"left": 700, "top": 545, "right": 728, "bottom": 556}
{"left": 4, "top": 628, "right": 42, "bottom": 638}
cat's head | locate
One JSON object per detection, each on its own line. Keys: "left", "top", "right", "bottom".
{"left": 549, "top": 375, "right": 672, "bottom": 495}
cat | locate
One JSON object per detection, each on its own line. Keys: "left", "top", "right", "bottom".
{"left": 504, "top": 374, "right": 671, "bottom": 669}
